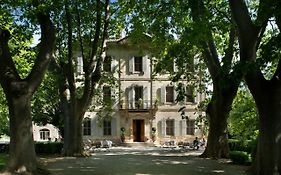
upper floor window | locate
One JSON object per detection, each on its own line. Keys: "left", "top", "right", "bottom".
{"left": 134, "top": 86, "right": 143, "bottom": 101}
{"left": 83, "top": 117, "right": 91, "bottom": 136}
{"left": 186, "top": 119, "right": 195, "bottom": 135}
{"left": 166, "top": 119, "right": 175, "bottom": 136}
{"left": 103, "top": 120, "right": 112, "bottom": 136}
{"left": 103, "top": 56, "right": 111, "bottom": 72}
{"left": 166, "top": 86, "right": 174, "bottom": 103}
{"left": 103, "top": 86, "right": 111, "bottom": 103}
{"left": 40, "top": 129, "right": 50, "bottom": 140}
{"left": 186, "top": 86, "right": 194, "bottom": 103}
{"left": 134, "top": 56, "right": 143, "bottom": 72}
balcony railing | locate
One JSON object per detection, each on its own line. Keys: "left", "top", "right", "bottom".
{"left": 119, "top": 100, "right": 155, "bottom": 110}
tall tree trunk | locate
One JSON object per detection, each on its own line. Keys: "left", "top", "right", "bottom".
{"left": 201, "top": 85, "right": 237, "bottom": 158}
{"left": 248, "top": 82, "right": 281, "bottom": 174}
{"left": 62, "top": 103, "right": 84, "bottom": 156}
{"left": 5, "top": 93, "right": 37, "bottom": 174}
{"left": 0, "top": 9, "right": 55, "bottom": 174}
{"left": 229, "top": 0, "right": 280, "bottom": 173}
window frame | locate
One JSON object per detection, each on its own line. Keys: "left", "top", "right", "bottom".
{"left": 166, "top": 86, "right": 174, "bottom": 103}
{"left": 134, "top": 56, "right": 143, "bottom": 72}
{"left": 166, "top": 119, "right": 175, "bottom": 136}
{"left": 83, "top": 118, "right": 91, "bottom": 136}
{"left": 39, "top": 129, "right": 50, "bottom": 140}
{"left": 186, "top": 119, "right": 195, "bottom": 135}
{"left": 103, "top": 120, "right": 112, "bottom": 136}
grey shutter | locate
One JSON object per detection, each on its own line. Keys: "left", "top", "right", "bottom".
{"left": 162, "top": 118, "right": 166, "bottom": 136}
{"left": 129, "top": 57, "right": 134, "bottom": 73}
{"left": 111, "top": 118, "right": 117, "bottom": 136}
{"left": 128, "top": 87, "right": 132, "bottom": 109}
{"left": 182, "top": 119, "right": 187, "bottom": 135}
{"left": 142, "top": 55, "right": 147, "bottom": 74}
{"left": 173, "top": 86, "right": 177, "bottom": 103}
{"left": 161, "top": 86, "right": 166, "bottom": 104}
{"left": 143, "top": 86, "right": 148, "bottom": 109}
{"left": 174, "top": 120, "right": 180, "bottom": 136}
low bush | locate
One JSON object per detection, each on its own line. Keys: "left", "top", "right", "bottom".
{"left": 228, "top": 139, "right": 256, "bottom": 154}
{"left": 229, "top": 151, "right": 251, "bottom": 165}
{"left": 35, "top": 142, "right": 63, "bottom": 154}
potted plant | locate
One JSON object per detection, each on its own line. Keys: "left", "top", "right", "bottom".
{"left": 120, "top": 127, "right": 126, "bottom": 143}
{"left": 137, "top": 98, "right": 143, "bottom": 109}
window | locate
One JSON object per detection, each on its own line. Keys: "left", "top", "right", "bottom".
{"left": 103, "top": 120, "right": 111, "bottom": 136}
{"left": 40, "top": 129, "right": 50, "bottom": 140}
{"left": 166, "top": 119, "right": 174, "bottom": 136}
{"left": 186, "top": 86, "right": 194, "bottom": 103}
{"left": 186, "top": 120, "right": 195, "bottom": 135}
{"left": 103, "top": 56, "right": 111, "bottom": 72}
{"left": 103, "top": 86, "right": 111, "bottom": 103}
{"left": 134, "top": 86, "right": 143, "bottom": 101}
{"left": 134, "top": 56, "right": 143, "bottom": 72}
{"left": 83, "top": 118, "right": 91, "bottom": 136}
{"left": 166, "top": 86, "right": 174, "bottom": 103}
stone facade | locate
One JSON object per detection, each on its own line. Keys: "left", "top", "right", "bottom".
{"left": 82, "top": 35, "right": 205, "bottom": 144}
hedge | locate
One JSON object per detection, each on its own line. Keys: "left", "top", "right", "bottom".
{"left": 229, "top": 151, "right": 251, "bottom": 165}
{"left": 35, "top": 142, "right": 63, "bottom": 154}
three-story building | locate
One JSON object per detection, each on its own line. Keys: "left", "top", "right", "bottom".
{"left": 82, "top": 34, "right": 205, "bottom": 144}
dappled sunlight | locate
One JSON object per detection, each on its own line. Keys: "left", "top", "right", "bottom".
{"left": 212, "top": 170, "right": 225, "bottom": 173}
{"left": 45, "top": 147, "right": 247, "bottom": 175}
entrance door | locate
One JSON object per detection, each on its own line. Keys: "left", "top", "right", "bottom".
{"left": 133, "top": 119, "right": 144, "bottom": 142}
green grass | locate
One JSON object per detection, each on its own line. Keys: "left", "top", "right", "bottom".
{"left": 0, "top": 153, "right": 8, "bottom": 170}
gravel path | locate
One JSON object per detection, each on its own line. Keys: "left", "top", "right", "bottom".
{"left": 44, "top": 147, "right": 248, "bottom": 175}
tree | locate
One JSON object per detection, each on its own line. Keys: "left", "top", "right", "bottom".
{"left": 0, "top": 1, "right": 55, "bottom": 174}
{"left": 228, "top": 87, "right": 258, "bottom": 141}
{"left": 0, "top": 88, "right": 9, "bottom": 136}
{"left": 118, "top": 0, "right": 241, "bottom": 158}
{"left": 230, "top": 0, "right": 281, "bottom": 174}
{"left": 50, "top": 0, "right": 110, "bottom": 156}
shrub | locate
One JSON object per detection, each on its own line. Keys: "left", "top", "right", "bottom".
{"left": 228, "top": 139, "right": 256, "bottom": 154}
{"left": 229, "top": 151, "right": 251, "bottom": 165}
{"left": 0, "top": 144, "right": 9, "bottom": 153}
{"left": 35, "top": 142, "right": 63, "bottom": 154}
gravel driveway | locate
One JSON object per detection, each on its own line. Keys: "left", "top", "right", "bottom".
{"left": 44, "top": 146, "right": 248, "bottom": 175}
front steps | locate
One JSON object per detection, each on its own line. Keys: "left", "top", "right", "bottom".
{"left": 120, "top": 142, "right": 155, "bottom": 147}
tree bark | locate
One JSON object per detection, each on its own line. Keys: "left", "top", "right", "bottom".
{"left": 61, "top": 0, "right": 109, "bottom": 156}
{"left": 247, "top": 80, "right": 281, "bottom": 174}
{"left": 229, "top": 0, "right": 280, "bottom": 173}
{"left": 0, "top": 7, "right": 55, "bottom": 174}
{"left": 5, "top": 92, "right": 38, "bottom": 174}
{"left": 189, "top": 0, "right": 240, "bottom": 159}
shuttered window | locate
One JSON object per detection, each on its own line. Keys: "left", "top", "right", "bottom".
{"left": 103, "top": 120, "right": 112, "bottom": 136}
{"left": 166, "top": 119, "right": 175, "bottom": 136}
{"left": 166, "top": 86, "right": 174, "bottom": 103}
{"left": 83, "top": 118, "right": 91, "bottom": 136}
{"left": 134, "top": 56, "right": 143, "bottom": 72}
{"left": 186, "top": 120, "right": 195, "bottom": 135}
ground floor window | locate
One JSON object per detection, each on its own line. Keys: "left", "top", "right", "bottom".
{"left": 166, "top": 119, "right": 175, "bottom": 136}
{"left": 40, "top": 129, "right": 50, "bottom": 140}
{"left": 186, "top": 120, "right": 195, "bottom": 135}
{"left": 103, "top": 120, "right": 112, "bottom": 136}
{"left": 83, "top": 118, "right": 91, "bottom": 136}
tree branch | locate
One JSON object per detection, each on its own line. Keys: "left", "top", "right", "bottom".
{"left": 26, "top": 9, "right": 56, "bottom": 93}
{"left": 0, "top": 29, "right": 21, "bottom": 92}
